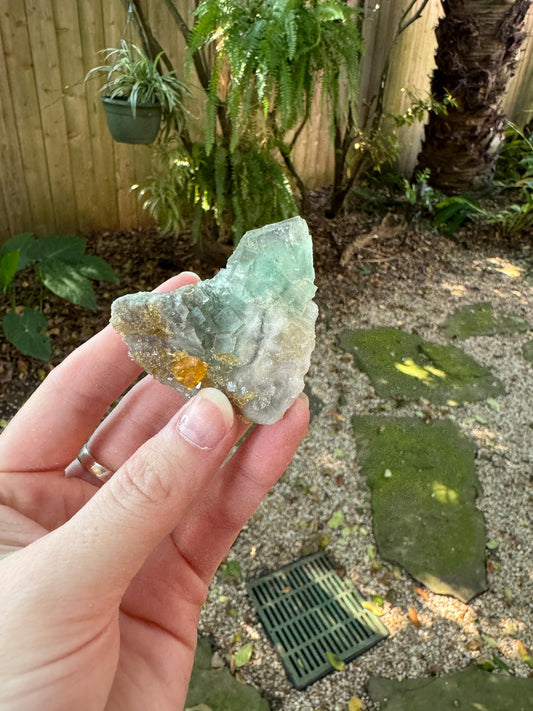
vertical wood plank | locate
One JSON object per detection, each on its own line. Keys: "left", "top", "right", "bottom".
{"left": 0, "top": 21, "right": 29, "bottom": 235}
{"left": 1, "top": 0, "right": 55, "bottom": 234}
{"left": 102, "top": 0, "right": 145, "bottom": 228}
{"left": 24, "top": 0, "right": 78, "bottom": 233}
{"left": 51, "top": 0, "right": 97, "bottom": 233}
{"left": 77, "top": 0, "right": 120, "bottom": 230}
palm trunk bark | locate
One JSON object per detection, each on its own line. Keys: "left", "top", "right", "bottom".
{"left": 417, "top": 0, "right": 531, "bottom": 195}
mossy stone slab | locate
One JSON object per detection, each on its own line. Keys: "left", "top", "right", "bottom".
{"left": 338, "top": 327, "right": 504, "bottom": 405}
{"left": 368, "top": 665, "right": 533, "bottom": 711}
{"left": 443, "top": 301, "right": 530, "bottom": 339}
{"left": 523, "top": 339, "right": 533, "bottom": 363}
{"left": 185, "top": 636, "right": 270, "bottom": 711}
{"left": 353, "top": 415, "right": 487, "bottom": 602}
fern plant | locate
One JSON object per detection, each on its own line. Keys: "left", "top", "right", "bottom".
{"left": 188, "top": 0, "right": 362, "bottom": 151}
{"left": 138, "top": 137, "right": 297, "bottom": 244}
{"left": 123, "top": 0, "right": 364, "bottom": 244}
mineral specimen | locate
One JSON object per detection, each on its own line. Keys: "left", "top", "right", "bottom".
{"left": 111, "top": 216, "right": 318, "bottom": 424}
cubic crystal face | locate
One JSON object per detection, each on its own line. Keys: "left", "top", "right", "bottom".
{"left": 110, "top": 216, "right": 318, "bottom": 424}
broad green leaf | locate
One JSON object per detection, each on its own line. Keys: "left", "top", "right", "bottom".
{"left": 325, "top": 651, "right": 345, "bottom": 671}
{"left": 0, "top": 233, "right": 35, "bottom": 269}
{"left": 234, "top": 642, "right": 253, "bottom": 667}
{"left": 2, "top": 308, "right": 51, "bottom": 361}
{"left": 38, "top": 260, "right": 97, "bottom": 310}
{"left": 27, "top": 235, "right": 87, "bottom": 264}
{"left": 0, "top": 250, "right": 20, "bottom": 292}
{"left": 75, "top": 255, "right": 119, "bottom": 284}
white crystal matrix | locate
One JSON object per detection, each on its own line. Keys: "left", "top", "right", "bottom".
{"left": 111, "top": 216, "right": 318, "bottom": 424}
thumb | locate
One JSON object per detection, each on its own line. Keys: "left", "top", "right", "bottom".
{"left": 46, "top": 388, "right": 236, "bottom": 600}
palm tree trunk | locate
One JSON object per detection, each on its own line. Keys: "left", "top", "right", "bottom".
{"left": 417, "top": 0, "right": 531, "bottom": 195}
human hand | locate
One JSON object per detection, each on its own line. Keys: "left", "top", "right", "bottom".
{"left": 0, "top": 272, "right": 309, "bottom": 711}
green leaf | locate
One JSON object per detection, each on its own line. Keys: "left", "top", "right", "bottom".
{"left": 234, "top": 642, "right": 253, "bottom": 667}
{"left": 325, "top": 651, "right": 345, "bottom": 671}
{"left": 75, "top": 255, "right": 119, "bottom": 284}
{"left": 219, "top": 559, "right": 242, "bottom": 580}
{"left": 486, "top": 539, "right": 500, "bottom": 550}
{"left": 0, "top": 250, "right": 20, "bottom": 292}
{"left": 487, "top": 398, "right": 500, "bottom": 412}
{"left": 327, "top": 510, "right": 345, "bottom": 528}
{"left": 27, "top": 235, "right": 87, "bottom": 264}
{"left": 38, "top": 260, "right": 97, "bottom": 310}
{"left": 2, "top": 308, "right": 51, "bottom": 360}
{"left": 0, "top": 233, "right": 35, "bottom": 269}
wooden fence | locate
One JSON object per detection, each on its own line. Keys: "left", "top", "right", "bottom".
{"left": 1, "top": 0, "right": 532, "bottom": 243}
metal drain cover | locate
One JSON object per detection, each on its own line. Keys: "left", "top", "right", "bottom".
{"left": 247, "top": 552, "right": 388, "bottom": 689}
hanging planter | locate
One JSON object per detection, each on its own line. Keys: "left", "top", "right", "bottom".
{"left": 101, "top": 96, "right": 162, "bottom": 145}
{"left": 86, "top": 40, "right": 189, "bottom": 146}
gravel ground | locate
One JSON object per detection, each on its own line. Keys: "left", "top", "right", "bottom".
{"left": 198, "top": 231, "right": 533, "bottom": 710}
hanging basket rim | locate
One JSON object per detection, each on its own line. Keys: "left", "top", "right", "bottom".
{"left": 100, "top": 95, "right": 161, "bottom": 110}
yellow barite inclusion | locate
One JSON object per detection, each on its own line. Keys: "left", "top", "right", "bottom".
{"left": 170, "top": 355, "right": 208, "bottom": 389}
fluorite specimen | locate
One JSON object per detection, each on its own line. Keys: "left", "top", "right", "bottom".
{"left": 111, "top": 216, "right": 318, "bottom": 424}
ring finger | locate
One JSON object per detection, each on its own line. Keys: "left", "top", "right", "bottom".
{"left": 64, "top": 376, "right": 189, "bottom": 486}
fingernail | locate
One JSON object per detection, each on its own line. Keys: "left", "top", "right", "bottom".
{"left": 177, "top": 388, "right": 234, "bottom": 450}
{"left": 298, "top": 391, "right": 309, "bottom": 405}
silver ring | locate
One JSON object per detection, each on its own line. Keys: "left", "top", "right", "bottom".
{"left": 76, "top": 443, "right": 114, "bottom": 483}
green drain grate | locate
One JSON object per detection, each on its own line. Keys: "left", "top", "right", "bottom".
{"left": 247, "top": 552, "right": 388, "bottom": 689}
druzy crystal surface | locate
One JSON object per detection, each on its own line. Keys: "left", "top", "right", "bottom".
{"left": 111, "top": 217, "right": 318, "bottom": 424}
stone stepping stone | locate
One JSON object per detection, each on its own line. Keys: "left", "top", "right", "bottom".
{"left": 185, "top": 636, "right": 270, "bottom": 711}
{"left": 443, "top": 301, "right": 530, "bottom": 339}
{"left": 353, "top": 415, "right": 487, "bottom": 602}
{"left": 368, "top": 665, "right": 533, "bottom": 711}
{"left": 338, "top": 327, "right": 504, "bottom": 405}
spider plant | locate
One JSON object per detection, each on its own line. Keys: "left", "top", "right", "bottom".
{"left": 87, "top": 40, "right": 189, "bottom": 125}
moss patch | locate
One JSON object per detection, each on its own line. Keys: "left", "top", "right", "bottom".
{"left": 443, "top": 302, "right": 530, "bottom": 339}
{"left": 186, "top": 636, "right": 270, "bottom": 711}
{"left": 338, "top": 327, "right": 504, "bottom": 405}
{"left": 523, "top": 339, "right": 533, "bottom": 364}
{"left": 368, "top": 665, "right": 533, "bottom": 711}
{"left": 353, "top": 415, "right": 487, "bottom": 602}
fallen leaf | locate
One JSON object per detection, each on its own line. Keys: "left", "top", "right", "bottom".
{"left": 327, "top": 510, "right": 345, "bottom": 528}
{"left": 362, "top": 600, "right": 384, "bottom": 616}
{"left": 414, "top": 586, "right": 429, "bottom": 602}
{"left": 348, "top": 696, "right": 364, "bottom": 711}
{"left": 234, "top": 642, "right": 254, "bottom": 668}
{"left": 517, "top": 640, "right": 533, "bottom": 668}
{"left": 325, "top": 651, "right": 345, "bottom": 671}
{"left": 487, "top": 398, "right": 500, "bottom": 412}
{"left": 482, "top": 634, "right": 499, "bottom": 649}
{"left": 408, "top": 606, "right": 421, "bottom": 628}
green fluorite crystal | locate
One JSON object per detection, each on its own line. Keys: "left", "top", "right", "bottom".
{"left": 111, "top": 217, "right": 317, "bottom": 424}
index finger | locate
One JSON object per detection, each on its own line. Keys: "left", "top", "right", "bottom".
{"left": 0, "top": 272, "right": 200, "bottom": 472}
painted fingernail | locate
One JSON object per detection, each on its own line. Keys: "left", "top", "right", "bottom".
{"left": 177, "top": 388, "right": 234, "bottom": 450}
